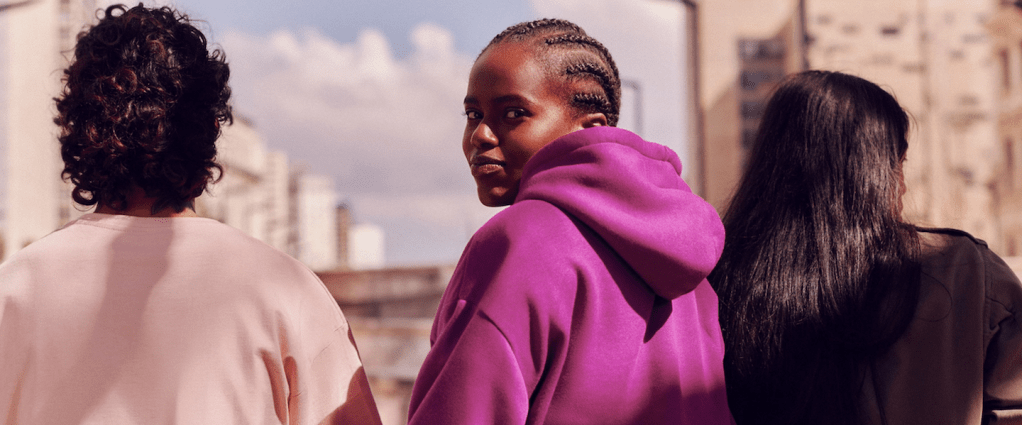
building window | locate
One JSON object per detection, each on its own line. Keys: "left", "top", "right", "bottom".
{"left": 741, "top": 70, "right": 781, "bottom": 91}
{"left": 962, "top": 33, "right": 986, "bottom": 44}
{"left": 1018, "top": 41, "right": 1022, "bottom": 89}
{"left": 739, "top": 39, "right": 785, "bottom": 61}
{"left": 880, "top": 25, "right": 901, "bottom": 37}
{"left": 741, "top": 101, "right": 765, "bottom": 119}
{"left": 1007, "top": 137, "right": 1016, "bottom": 189}
{"left": 1001, "top": 49, "right": 1012, "bottom": 90}
{"left": 738, "top": 37, "right": 789, "bottom": 172}
{"left": 958, "top": 94, "right": 979, "bottom": 106}
{"left": 741, "top": 128, "right": 758, "bottom": 149}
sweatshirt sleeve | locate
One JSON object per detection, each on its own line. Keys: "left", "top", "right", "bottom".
{"left": 302, "top": 330, "right": 382, "bottom": 425}
{"left": 286, "top": 268, "right": 383, "bottom": 425}
{"left": 983, "top": 250, "right": 1022, "bottom": 424}
{"left": 407, "top": 298, "right": 530, "bottom": 424}
{"left": 408, "top": 202, "right": 579, "bottom": 424}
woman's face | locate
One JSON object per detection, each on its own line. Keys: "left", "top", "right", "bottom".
{"left": 462, "top": 42, "right": 587, "bottom": 207}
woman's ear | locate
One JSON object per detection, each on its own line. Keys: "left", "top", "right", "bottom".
{"left": 580, "top": 113, "right": 608, "bottom": 128}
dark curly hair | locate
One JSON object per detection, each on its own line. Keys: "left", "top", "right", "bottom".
{"left": 483, "top": 18, "right": 622, "bottom": 127}
{"left": 55, "top": 3, "right": 231, "bottom": 213}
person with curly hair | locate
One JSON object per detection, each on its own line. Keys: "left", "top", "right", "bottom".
{"left": 0, "top": 4, "right": 381, "bottom": 424}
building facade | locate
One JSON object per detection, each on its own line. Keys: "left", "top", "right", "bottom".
{"left": 1, "top": 0, "right": 95, "bottom": 260}
{"left": 807, "top": 0, "right": 1000, "bottom": 248}
{"left": 694, "top": 0, "right": 806, "bottom": 209}
{"left": 989, "top": 1, "right": 1022, "bottom": 257}
{"left": 199, "top": 118, "right": 290, "bottom": 252}
{"left": 696, "top": 0, "right": 1017, "bottom": 258}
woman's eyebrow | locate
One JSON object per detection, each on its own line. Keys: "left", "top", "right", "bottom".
{"left": 463, "top": 94, "right": 531, "bottom": 105}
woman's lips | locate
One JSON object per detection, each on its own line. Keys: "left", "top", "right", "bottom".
{"left": 470, "top": 156, "right": 505, "bottom": 177}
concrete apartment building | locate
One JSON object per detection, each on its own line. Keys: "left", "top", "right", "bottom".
{"left": 0, "top": 0, "right": 95, "bottom": 260}
{"left": 989, "top": 1, "right": 1022, "bottom": 259}
{"left": 694, "top": 0, "right": 1021, "bottom": 262}
{"left": 809, "top": 0, "right": 1001, "bottom": 248}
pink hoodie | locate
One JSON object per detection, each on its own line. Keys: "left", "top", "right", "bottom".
{"left": 409, "top": 127, "right": 733, "bottom": 424}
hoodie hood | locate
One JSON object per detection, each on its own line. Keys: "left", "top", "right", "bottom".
{"left": 515, "top": 126, "right": 724, "bottom": 299}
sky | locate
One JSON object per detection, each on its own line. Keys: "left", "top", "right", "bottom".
{"left": 93, "top": 0, "right": 692, "bottom": 266}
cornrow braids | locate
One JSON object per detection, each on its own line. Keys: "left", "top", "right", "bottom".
{"left": 483, "top": 18, "right": 621, "bottom": 126}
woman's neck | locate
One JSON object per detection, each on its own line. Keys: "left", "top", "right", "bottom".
{"left": 95, "top": 187, "right": 197, "bottom": 218}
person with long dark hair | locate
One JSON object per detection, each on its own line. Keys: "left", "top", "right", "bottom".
{"left": 0, "top": 5, "right": 380, "bottom": 423}
{"left": 710, "top": 70, "right": 1022, "bottom": 424}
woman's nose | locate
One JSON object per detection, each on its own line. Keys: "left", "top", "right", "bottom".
{"left": 470, "top": 121, "right": 497, "bottom": 148}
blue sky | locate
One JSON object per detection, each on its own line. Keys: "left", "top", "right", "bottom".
{"left": 94, "top": 0, "right": 691, "bottom": 266}
{"left": 169, "top": 0, "right": 533, "bottom": 59}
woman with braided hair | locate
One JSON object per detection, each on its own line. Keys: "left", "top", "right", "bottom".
{"left": 409, "top": 18, "right": 733, "bottom": 424}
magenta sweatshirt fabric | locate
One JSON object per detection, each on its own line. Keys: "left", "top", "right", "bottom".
{"left": 408, "top": 127, "right": 733, "bottom": 424}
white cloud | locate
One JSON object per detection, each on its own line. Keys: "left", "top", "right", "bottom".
{"left": 222, "top": 24, "right": 475, "bottom": 196}
{"left": 220, "top": 24, "right": 496, "bottom": 265}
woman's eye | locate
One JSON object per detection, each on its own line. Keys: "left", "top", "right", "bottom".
{"left": 504, "top": 109, "right": 527, "bottom": 119}
{"left": 464, "top": 110, "right": 481, "bottom": 120}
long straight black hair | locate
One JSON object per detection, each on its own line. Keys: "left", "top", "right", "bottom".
{"left": 709, "top": 70, "right": 921, "bottom": 425}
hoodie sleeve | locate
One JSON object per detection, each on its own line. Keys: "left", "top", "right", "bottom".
{"left": 408, "top": 201, "right": 581, "bottom": 424}
{"left": 407, "top": 299, "right": 530, "bottom": 424}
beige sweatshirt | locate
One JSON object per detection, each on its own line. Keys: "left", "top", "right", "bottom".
{"left": 0, "top": 214, "right": 381, "bottom": 424}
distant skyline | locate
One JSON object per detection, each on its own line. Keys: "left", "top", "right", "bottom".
{"left": 4, "top": 0, "right": 690, "bottom": 265}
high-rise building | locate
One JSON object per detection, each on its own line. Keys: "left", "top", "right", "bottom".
{"left": 694, "top": 0, "right": 806, "bottom": 209}
{"left": 295, "top": 173, "right": 341, "bottom": 271}
{"left": 197, "top": 117, "right": 294, "bottom": 254}
{"left": 988, "top": 1, "right": 1022, "bottom": 257}
{"left": 0, "top": 0, "right": 96, "bottom": 260}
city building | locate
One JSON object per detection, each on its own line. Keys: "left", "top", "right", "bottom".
{"left": 0, "top": 0, "right": 95, "bottom": 260}
{"left": 348, "top": 222, "right": 386, "bottom": 270}
{"left": 807, "top": 0, "right": 1000, "bottom": 248}
{"left": 294, "top": 173, "right": 340, "bottom": 270}
{"left": 318, "top": 265, "right": 452, "bottom": 425}
{"left": 988, "top": 1, "right": 1022, "bottom": 257}
{"left": 694, "top": 0, "right": 1020, "bottom": 264}
{"left": 692, "top": 0, "right": 807, "bottom": 209}
{"left": 198, "top": 117, "right": 293, "bottom": 253}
